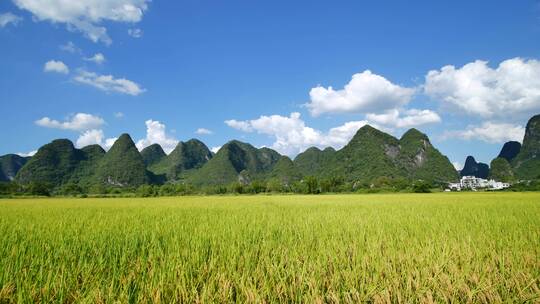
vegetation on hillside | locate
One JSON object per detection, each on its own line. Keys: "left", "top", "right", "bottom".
{"left": 5, "top": 114, "right": 540, "bottom": 195}
{"left": 513, "top": 114, "right": 540, "bottom": 179}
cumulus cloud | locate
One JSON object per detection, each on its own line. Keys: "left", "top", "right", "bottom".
{"left": 84, "top": 53, "right": 105, "bottom": 64}
{"left": 424, "top": 57, "right": 540, "bottom": 118}
{"left": 114, "top": 112, "right": 124, "bottom": 118}
{"left": 44, "top": 60, "right": 69, "bottom": 74}
{"left": 366, "top": 109, "right": 441, "bottom": 129}
{"left": 306, "top": 70, "right": 415, "bottom": 116}
{"left": 225, "top": 112, "right": 375, "bottom": 156}
{"left": 74, "top": 70, "right": 145, "bottom": 95}
{"left": 17, "top": 150, "right": 37, "bottom": 157}
{"left": 441, "top": 122, "right": 526, "bottom": 144}
{"left": 13, "top": 0, "right": 150, "bottom": 44}
{"left": 210, "top": 146, "right": 221, "bottom": 153}
{"left": 195, "top": 128, "right": 213, "bottom": 135}
{"left": 136, "top": 120, "right": 179, "bottom": 153}
{"left": 452, "top": 162, "right": 462, "bottom": 171}
{"left": 128, "top": 28, "right": 142, "bottom": 38}
{"left": 224, "top": 120, "right": 253, "bottom": 132}
{"left": 0, "top": 12, "right": 23, "bottom": 27}
{"left": 35, "top": 113, "right": 105, "bottom": 131}
{"left": 76, "top": 129, "right": 116, "bottom": 150}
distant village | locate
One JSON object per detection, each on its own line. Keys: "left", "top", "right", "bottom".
{"left": 446, "top": 176, "right": 510, "bottom": 192}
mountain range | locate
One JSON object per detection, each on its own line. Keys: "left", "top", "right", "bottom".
{"left": 2, "top": 114, "right": 540, "bottom": 189}
{"left": 457, "top": 114, "right": 540, "bottom": 182}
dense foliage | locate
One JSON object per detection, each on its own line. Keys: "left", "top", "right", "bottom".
{"left": 148, "top": 139, "right": 213, "bottom": 181}
{"left": 489, "top": 157, "right": 515, "bottom": 182}
{"left": 93, "top": 134, "right": 151, "bottom": 186}
{"left": 6, "top": 114, "right": 540, "bottom": 195}
{"left": 512, "top": 114, "right": 540, "bottom": 179}
{"left": 140, "top": 143, "right": 166, "bottom": 167}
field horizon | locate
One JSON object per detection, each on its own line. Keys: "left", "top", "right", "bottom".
{"left": 1, "top": 193, "right": 539, "bottom": 303}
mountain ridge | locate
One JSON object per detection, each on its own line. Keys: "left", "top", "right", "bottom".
{"left": 10, "top": 115, "right": 540, "bottom": 191}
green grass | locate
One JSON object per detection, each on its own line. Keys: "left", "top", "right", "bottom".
{"left": 0, "top": 193, "right": 539, "bottom": 303}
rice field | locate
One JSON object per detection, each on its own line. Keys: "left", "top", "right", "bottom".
{"left": 0, "top": 193, "right": 539, "bottom": 303}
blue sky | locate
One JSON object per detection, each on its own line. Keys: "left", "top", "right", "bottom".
{"left": 1, "top": 0, "right": 540, "bottom": 168}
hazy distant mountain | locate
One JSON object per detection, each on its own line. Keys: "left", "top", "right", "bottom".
{"left": 0, "top": 154, "right": 30, "bottom": 182}
{"left": 497, "top": 141, "right": 521, "bottom": 162}
{"left": 460, "top": 156, "right": 489, "bottom": 179}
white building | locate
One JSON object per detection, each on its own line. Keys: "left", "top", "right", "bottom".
{"left": 447, "top": 176, "right": 510, "bottom": 191}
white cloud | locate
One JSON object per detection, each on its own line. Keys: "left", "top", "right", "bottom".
{"left": 114, "top": 112, "right": 124, "bottom": 118}
{"left": 210, "top": 146, "right": 221, "bottom": 153}
{"left": 44, "top": 60, "right": 69, "bottom": 74}
{"left": 225, "top": 112, "right": 374, "bottom": 156}
{"left": 424, "top": 58, "right": 540, "bottom": 118}
{"left": 84, "top": 53, "right": 105, "bottom": 64}
{"left": 128, "top": 28, "right": 142, "bottom": 38}
{"left": 136, "top": 120, "right": 179, "bottom": 154}
{"left": 74, "top": 70, "right": 145, "bottom": 96}
{"left": 452, "top": 162, "right": 462, "bottom": 171}
{"left": 59, "top": 41, "right": 80, "bottom": 53}
{"left": 17, "top": 150, "right": 37, "bottom": 157}
{"left": 225, "top": 120, "right": 253, "bottom": 132}
{"left": 0, "top": 12, "right": 23, "bottom": 27}
{"left": 13, "top": 0, "right": 150, "bottom": 44}
{"left": 104, "top": 137, "right": 117, "bottom": 150}
{"left": 366, "top": 109, "right": 441, "bottom": 129}
{"left": 35, "top": 113, "right": 105, "bottom": 131}
{"left": 442, "top": 122, "right": 526, "bottom": 144}
{"left": 306, "top": 70, "right": 416, "bottom": 116}
{"left": 195, "top": 128, "right": 213, "bottom": 135}
{"left": 76, "top": 129, "right": 116, "bottom": 150}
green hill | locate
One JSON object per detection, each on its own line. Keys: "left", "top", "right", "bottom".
{"left": 294, "top": 147, "right": 336, "bottom": 177}
{"left": 94, "top": 134, "right": 150, "bottom": 187}
{"left": 0, "top": 154, "right": 30, "bottom": 182}
{"left": 187, "top": 140, "right": 280, "bottom": 185}
{"left": 8, "top": 122, "right": 468, "bottom": 189}
{"left": 149, "top": 139, "right": 212, "bottom": 180}
{"left": 15, "top": 139, "right": 85, "bottom": 187}
{"left": 268, "top": 156, "right": 302, "bottom": 183}
{"left": 489, "top": 157, "right": 515, "bottom": 182}
{"left": 513, "top": 114, "right": 540, "bottom": 180}
{"left": 69, "top": 145, "right": 106, "bottom": 187}
{"left": 294, "top": 126, "right": 458, "bottom": 183}
{"left": 398, "top": 128, "right": 459, "bottom": 182}
{"left": 140, "top": 144, "right": 166, "bottom": 167}
{"left": 329, "top": 125, "right": 405, "bottom": 181}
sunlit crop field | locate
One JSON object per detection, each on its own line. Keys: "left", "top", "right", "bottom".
{"left": 0, "top": 193, "right": 539, "bottom": 303}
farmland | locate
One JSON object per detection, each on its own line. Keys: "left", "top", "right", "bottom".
{"left": 0, "top": 193, "right": 539, "bottom": 303}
